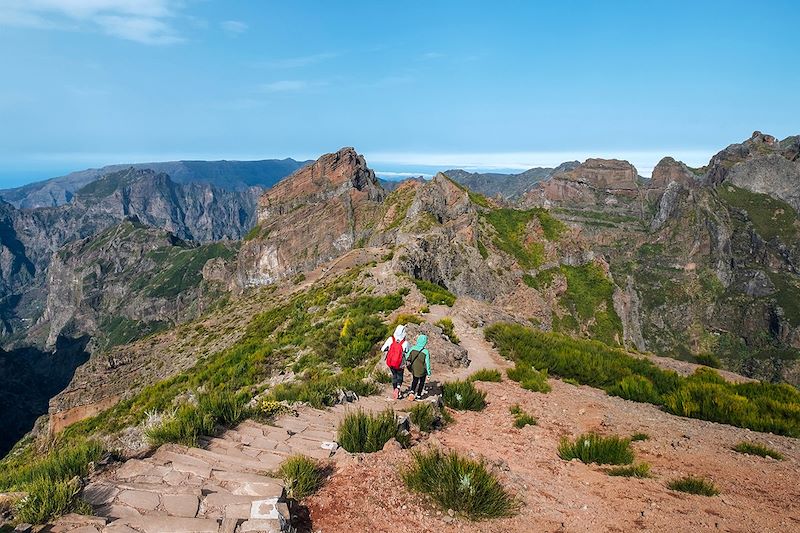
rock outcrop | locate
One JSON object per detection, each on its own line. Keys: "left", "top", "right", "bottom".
{"left": 649, "top": 157, "right": 700, "bottom": 188}
{"left": 239, "top": 148, "right": 385, "bottom": 285}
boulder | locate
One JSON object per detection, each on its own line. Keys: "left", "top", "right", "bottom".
{"left": 403, "top": 322, "right": 470, "bottom": 369}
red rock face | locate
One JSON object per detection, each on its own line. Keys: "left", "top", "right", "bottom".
{"left": 240, "top": 147, "right": 384, "bottom": 285}
{"left": 258, "top": 147, "right": 382, "bottom": 220}
{"left": 649, "top": 157, "right": 699, "bottom": 188}
{"left": 557, "top": 158, "right": 640, "bottom": 190}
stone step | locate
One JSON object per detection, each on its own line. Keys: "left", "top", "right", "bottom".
{"left": 108, "top": 516, "right": 220, "bottom": 533}
{"left": 186, "top": 446, "right": 283, "bottom": 473}
{"left": 149, "top": 449, "right": 214, "bottom": 479}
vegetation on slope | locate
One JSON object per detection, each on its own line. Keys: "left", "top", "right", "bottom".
{"left": 402, "top": 448, "right": 518, "bottom": 520}
{"left": 718, "top": 184, "right": 797, "bottom": 243}
{"left": 482, "top": 208, "right": 565, "bottom": 268}
{"left": 337, "top": 409, "right": 406, "bottom": 453}
{"left": 485, "top": 323, "right": 800, "bottom": 437}
{"left": 411, "top": 277, "right": 456, "bottom": 306}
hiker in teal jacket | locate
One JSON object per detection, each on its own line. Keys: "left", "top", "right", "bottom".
{"left": 407, "top": 334, "right": 431, "bottom": 400}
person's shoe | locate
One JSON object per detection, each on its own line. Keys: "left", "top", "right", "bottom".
{"left": 392, "top": 387, "right": 399, "bottom": 400}
{"left": 407, "top": 393, "right": 415, "bottom": 402}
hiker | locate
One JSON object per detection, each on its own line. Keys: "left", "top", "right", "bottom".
{"left": 381, "top": 324, "right": 409, "bottom": 400}
{"left": 406, "top": 334, "right": 431, "bottom": 401}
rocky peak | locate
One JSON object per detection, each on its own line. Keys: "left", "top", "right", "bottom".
{"left": 706, "top": 131, "right": 796, "bottom": 186}
{"left": 649, "top": 157, "right": 700, "bottom": 188}
{"left": 258, "top": 147, "right": 383, "bottom": 220}
{"left": 406, "top": 173, "right": 473, "bottom": 223}
{"left": 557, "top": 158, "right": 640, "bottom": 190}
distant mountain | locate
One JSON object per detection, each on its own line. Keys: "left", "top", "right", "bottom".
{"left": 0, "top": 158, "right": 309, "bottom": 209}
{"left": 444, "top": 161, "right": 580, "bottom": 200}
{"left": 379, "top": 176, "right": 427, "bottom": 192}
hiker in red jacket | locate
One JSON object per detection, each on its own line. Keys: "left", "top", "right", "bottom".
{"left": 381, "top": 324, "right": 409, "bottom": 400}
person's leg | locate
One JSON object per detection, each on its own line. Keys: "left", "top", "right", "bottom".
{"left": 410, "top": 376, "right": 420, "bottom": 397}
{"left": 415, "top": 374, "right": 427, "bottom": 396}
{"left": 391, "top": 368, "right": 402, "bottom": 389}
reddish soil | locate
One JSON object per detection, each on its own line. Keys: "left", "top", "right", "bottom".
{"left": 306, "top": 319, "right": 800, "bottom": 533}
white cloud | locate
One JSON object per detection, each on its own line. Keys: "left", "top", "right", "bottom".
{"left": 0, "top": 0, "right": 183, "bottom": 44}
{"left": 259, "top": 80, "right": 327, "bottom": 94}
{"left": 221, "top": 19, "right": 247, "bottom": 34}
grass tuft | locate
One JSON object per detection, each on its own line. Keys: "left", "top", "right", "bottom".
{"left": 409, "top": 402, "right": 438, "bottom": 432}
{"left": 278, "top": 455, "right": 326, "bottom": 499}
{"left": 667, "top": 476, "right": 719, "bottom": 496}
{"left": 630, "top": 432, "right": 650, "bottom": 442}
{"left": 732, "top": 442, "right": 784, "bottom": 460}
{"left": 506, "top": 362, "right": 551, "bottom": 393}
{"left": 509, "top": 404, "right": 537, "bottom": 428}
{"left": 337, "top": 409, "right": 404, "bottom": 453}
{"left": 402, "top": 448, "right": 518, "bottom": 520}
{"left": 558, "top": 433, "right": 634, "bottom": 465}
{"left": 468, "top": 369, "right": 502, "bottom": 382}
{"left": 442, "top": 380, "right": 487, "bottom": 411}
{"left": 435, "top": 318, "right": 460, "bottom": 344}
{"left": 412, "top": 278, "right": 456, "bottom": 306}
{"left": 15, "top": 478, "right": 92, "bottom": 524}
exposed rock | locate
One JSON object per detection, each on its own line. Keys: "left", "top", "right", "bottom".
{"left": 650, "top": 157, "right": 701, "bottom": 188}
{"left": 556, "top": 158, "right": 640, "bottom": 190}
{"left": 403, "top": 322, "right": 470, "bottom": 369}
{"left": 726, "top": 154, "right": 800, "bottom": 211}
{"left": 238, "top": 148, "right": 385, "bottom": 286}
{"left": 651, "top": 181, "right": 687, "bottom": 231}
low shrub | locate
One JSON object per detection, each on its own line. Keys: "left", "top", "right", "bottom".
{"left": 694, "top": 353, "right": 722, "bottom": 368}
{"left": 391, "top": 313, "right": 423, "bottom": 327}
{"left": 270, "top": 368, "right": 379, "bottom": 408}
{"left": 506, "top": 362, "right": 551, "bottom": 393}
{"left": 606, "top": 463, "right": 652, "bottom": 478}
{"left": 630, "top": 432, "right": 650, "bottom": 442}
{"left": 608, "top": 375, "right": 661, "bottom": 404}
{"left": 509, "top": 404, "right": 537, "bottom": 428}
{"left": 402, "top": 448, "right": 518, "bottom": 520}
{"left": 337, "top": 409, "right": 403, "bottom": 453}
{"left": 198, "top": 389, "right": 251, "bottom": 427}
{"left": 468, "top": 369, "right": 502, "bottom": 383}
{"left": 558, "top": 433, "right": 634, "bottom": 465}
{"left": 279, "top": 455, "right": 326, "bottom": 499}
{"left": 667, "top": 476, "right": 719, "bottom": 496}
{"left": 15, "top": 478, "right": 91, "bottom": 524}
{"left": 435, "top": 318, "right": 460, "bottom": 344}
{"left": 485, "top": 323, "right": 800, "bottom": 437}
{"left": 732, "top": 442, "right": 784, "bottom": 460}
{"left": 146, "top": 404, "right": 215, "bottom": 447}
{"left": 255, "top": 399, "right": 289, "bottom": 420}
{"left": 0, "top": 440, "right": 104, "bottom": 491}
{"left": 442, "top": 380, "right": 487, "bottom": 411}
{"left": 412, "top": 278, "right": 456, "bottom": 306}
{"left": 372, "top": 370, "right": 392, "bottom": 384}
{"left": 409, "top": 402, "right": 437, "bottom": 432}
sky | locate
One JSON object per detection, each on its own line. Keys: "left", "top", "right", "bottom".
{"left": 0, "top": 0, "right": 798, "bottom": 186}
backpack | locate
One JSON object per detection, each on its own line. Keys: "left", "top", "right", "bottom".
{"left": 386, "top": 337, "right": 404, "bottom": 369}
{"left": 406, "top": 349, "right": 422, "bottom": 374}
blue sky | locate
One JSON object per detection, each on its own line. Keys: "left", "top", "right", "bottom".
{"left": 0, "top": 0, "right": 797, "bottom": 186}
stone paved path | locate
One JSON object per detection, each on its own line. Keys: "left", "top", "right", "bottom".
{"left": 47, "top": 392, "right": 417, "bottom": 533}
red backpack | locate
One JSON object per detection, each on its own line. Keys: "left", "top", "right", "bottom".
{"left": 386, "top": 337, "right": 404, "bottom": 369}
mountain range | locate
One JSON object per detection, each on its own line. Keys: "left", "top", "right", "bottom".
{"left": 1, "top": 131, "right": 799, "bottom": 465}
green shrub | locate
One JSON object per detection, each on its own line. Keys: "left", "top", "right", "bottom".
{"left": 15, "top": 478, "right": 91, "bottom": 524}
{"left": 509, "top": 404, "right": 537, "bottom": 428}
{"left": 279, "top": 455, "right": 326, "bottom": 499}
{"left": 732, "top": 442, "right": 784, "bottom": 460}
{"left": 608, "top": 375, "right": 661, "bottom": 404}
{"left": 412, "top": 278, "right": 456, "bottom": 306}
{"left": 270, "top": 368, "right": 379, "bottom": 408}
{"left": 558, "top": 433, "right": 634, "bottom": 465}
{"left": 506, "top": 362, "right": 551, "bottom": 393}
{"left": 0, "top": 440, "right": 104, "bottom": 492}
{"left": 468, "top": 369, "right": 502, "bottom": 382}
{"left": 631, "top": 432, "right": 650, "bottom": 442}
{"left": 337, "top": 409, "right": 403, "bottom": 453}
{"left": 255, "top": 399, "right": 289, "bottom": 420}
{"left": 372, "top": 370, "right": 392, "bottom": 384}
{"left": 146, "top": 390, "right": 250, "bottom": 446}
{"left": 335, "top": 315, "right": 387, "bottom": 368}
{"left": 402, "top": 448, "right": 517, "bottom": 520}
{"left": 485, "top": 323, "right": 800, "bottom": 437}
{"left": 667, "top": 476, "right": 719, "bottom": 496}
{"left": 435, "top": 318, "right": 460, "bottom": 344}
{"left": 442, "top": 380, "right": 487, "bottom": 411}
{"left": 694, "top": 353, "right": 722, "bottom": 368}
{"left": 409, "top": 402, "right": 437, "bottom": 432}
{"left": 607, "top": 463, "right": 652, "bottom": 478}
{"left": 391, "top": 313, "right": 423, "bottom": 327}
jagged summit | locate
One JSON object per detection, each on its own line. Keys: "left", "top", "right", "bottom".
{"left": 259, "top": 147, "right": 383, "bottom": 219}
{"left": 649, "top": 156, "right": 700, "bottom": 188}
